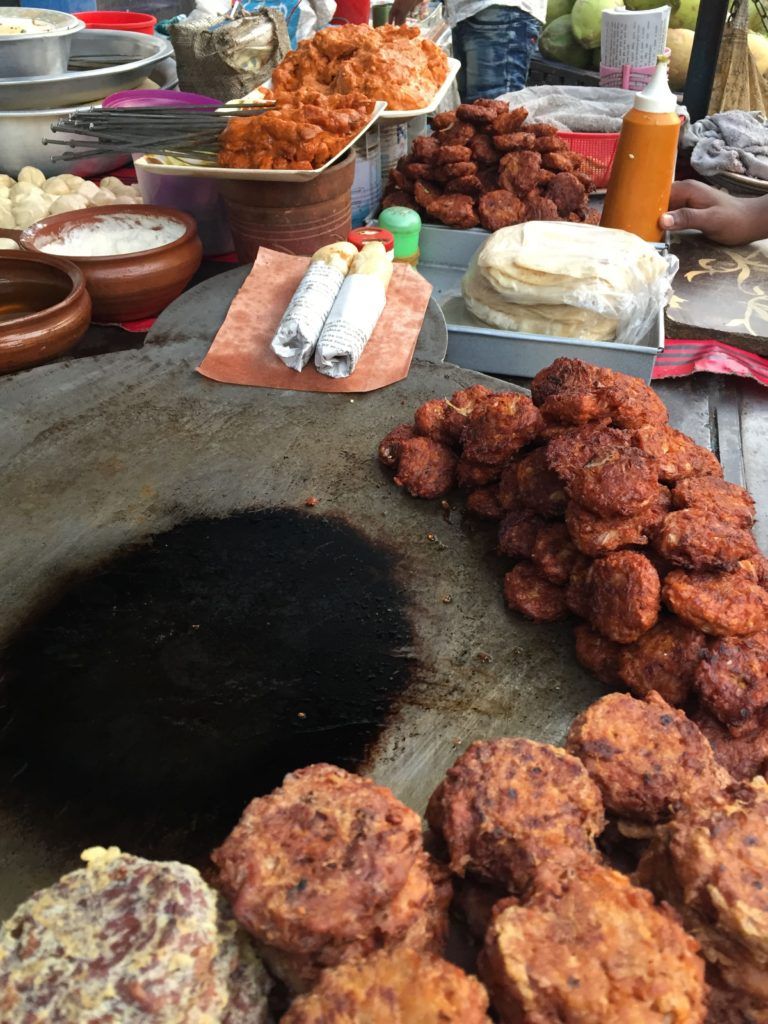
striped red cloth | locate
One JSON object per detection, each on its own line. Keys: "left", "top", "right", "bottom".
{"left": 653, "top": 339, "right": 768, "bottom": 387}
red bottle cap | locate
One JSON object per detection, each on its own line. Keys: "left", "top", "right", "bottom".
{"left": 347, "top": 227, "right": 395, "bottom": 252}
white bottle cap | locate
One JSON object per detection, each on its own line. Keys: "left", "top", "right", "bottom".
{"left": 633, "top": 55, "right": 677, "bottom": 114}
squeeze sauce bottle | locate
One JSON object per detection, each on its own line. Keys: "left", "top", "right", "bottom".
{"left": 600, "top": 55, "right": 680, "bottom": 243}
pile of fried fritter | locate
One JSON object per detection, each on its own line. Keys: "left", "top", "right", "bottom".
{"left": 271, "top": 24, "right": 448, "bottom": 112}
{"left": 378, "top": 357, "right": 768, "bottom": 783}
{"left": 218, "top": 93, "right": 376, "bottom": 171}
{"left": 382, "top": 99, "right": 601, "bottom": 230}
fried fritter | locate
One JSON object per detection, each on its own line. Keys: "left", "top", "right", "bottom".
{"left": 498, "top": 150, "right": 542, "bottom": 196}
{"left": 456, "top": 457, "right": 501, "bottom": 490}
{"left": 452, "top": 877, "right": 509, "bottom": 942}
{"left": 565, "top": 488, "right": 670, "bottom": 558}
{"left": 524, "top": 194, "right": 560, "bottom": 220}
{"left": 492, "top": 107, "right": 528, "bottom": 134}
{"left": 404, "top": 161, "right": 435, "bottom": 181}
{"left": 211, "top": 764, "right": 443, "bottom": 992}
{"left": 445, "top": 174, "right": 483, "bottom": 196}
{"left": 413, "top": 179, "right": 441, "bottom": 209}
{"left": 546, "top": 171, "right": 587, "bottom": 216}
{"left": 426, "top": 193, "right": 479, "bottom": 228}
{"left": 493, "top": 132, "right": 536, "bottom": 152}
{"left": 695, "top": 632, "right": 768, "bottom": 737}
{"left": 531, "top": 522, "right": 582, "bottom": 585}
{"left": 586, "top": 551, "right": 661, "bottom": 643}
{"left": 436, "top": 144, "right": 472, "bottom": 164}
{"left": 426, "top": 738, "right": 604, "bottom": 893}
{"left": 478, "top": 190, "right": 526, "bottom": 231}
{"left": 608, "top": 375, "right": 669, "bottom": 430}
{"left": 533, "top": 134, "right": 568, "bottom": 153}
{"left": 411, "top": 134, "right": 440, "bottom": 162}
{"left": 378, "top": 423, "right": 415, "bottom": 468}
{"left": 531, "top": 359, "right": 619, "bottom": 425}
{"left": 394, "top": 436, "right": 456, "bottom": 499}
{"left": 691, "top": 707, "right": 768, "bottom": 781}
{"left": 480, "top": 864, "right": 706, "bottom": 1024}
{"left": 431, "top": 111, "right": 455, "bottom": 131}
{"left": 445, "top": 383, "right": 493, "bottom": 439}
{"left": 566, "top": 559, "right": 593, "bottom": 619}
{"left": 663, "top": 569, "right": 768, "bottom": 637}
{"left": 497, "top": 462, "right": 520, "bottom": 510}
{"left": 457, "top": 99, "right": 508, "bottom": 125}
{"left": 515, "top": 447, "right": 568, "bottom": 518}
{"left": 617, "top": 617, "right": 708, "bottom": 706}
{"left": 654, "top": 508, "right": 757, "bottom": 571}
{"left": 279, "top": 947, "right": 492, "bottom": 1024}
{"left": 382, "top": 189, "right": 419, "bottom": 211}
{"left": 672, "top": 475, "right": 754, "bottom": 527}
{"left": 738, "top": 553, "right": 768, "bottom": 589}
{"left": 435, "top": 160, "right": 479, "bottom": 181}
{"left": 568, "top": 447, "right": 659, "bottom": 519}
{"left": 574, "top": 624, "right": 622, "bottom": 686}
{"left": 566, "top": 691, "right": 728, "bottom": 823}
{"left": 461, "top": 392, "right": 544, "bottom": 466}
{"left": 632, "top": 425, "right": 723, "bottom": 484}
{"left": 527, "top": 121, "right": 559, "bottom": 136}
{"left": 414, "top": 398, "right": 456, "bottom": 446}
{"left": 470, "top": 133, "right": 499, "bottom": 166}
{"left": 636, "top": 777, "right": 768, "bottom": 1004}
{"left": 546, "top": 424, "right": 632, "bottom": 483}
{"left": 498, "top": 509, "right": 544, "bottom": 560}
{"left": 467, "top": 485, "right": 504, "bottom": 520}
{"left": 435, "top": 120, "right": 475, "bottom": 146}
{"left": 503, "top": 562, "right": 569, "bottom": 621}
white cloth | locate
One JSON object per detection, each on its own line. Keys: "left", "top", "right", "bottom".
{"left": 443, "top": 0, "right": 546, "bottom": 29}
{"left": 683, "top": 110, "right": 768, "bottom": 182}
{"left": 498, "top": 84, "right": 688, "bottom": 133}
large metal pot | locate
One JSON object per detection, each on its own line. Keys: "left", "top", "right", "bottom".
{"left": 0, "top": 105, "right": 128, "bottom": 178}
{"left": 0, "top": 7, "right": 83, "bottom": 78}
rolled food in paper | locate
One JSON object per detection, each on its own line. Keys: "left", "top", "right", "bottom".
{"left": 314, "top": 242, "right": 394, "bottom": 379}
{"left": 271, "top": 241, "right": 358, "bottom": 371}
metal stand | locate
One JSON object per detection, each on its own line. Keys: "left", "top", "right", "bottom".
{"left": 683, "top": 0, "right": 730, "bottom": 121}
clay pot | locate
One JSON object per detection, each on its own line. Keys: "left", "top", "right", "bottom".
{"left": 20, "top": 205, "right": 203, "bottom": 323}
{"left": 0, "top": 250, "right": 91, "bottom": 373}
{"left": 217, "top": 152, "right": 356, "bottom": 262}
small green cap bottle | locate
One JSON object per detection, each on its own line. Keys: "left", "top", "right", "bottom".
{"left": 379, "top": 206, "right": 422, "bottom": 260}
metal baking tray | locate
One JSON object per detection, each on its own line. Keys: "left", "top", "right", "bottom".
{"left": 415, "top": 224, "right": 665, "bottom": 383}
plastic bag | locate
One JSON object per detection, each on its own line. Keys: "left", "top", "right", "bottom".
{"left": 241, "top": 0, "right": 335, "bottom": 47}
{"left": 463, "top": 221, "right": 678, "bottom": 345}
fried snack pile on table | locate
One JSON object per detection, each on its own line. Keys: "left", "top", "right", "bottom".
{"left": 0, "top": 846, "right": 271, "bottom": 1024}
{"left": 271, "top": 24, "right": 448, "bottom": 111}
{"left": 382, "top": 99, "right": 600, "bottom": 230}
{"left": 218, "top": 93, "right": 375, "bottom": 170}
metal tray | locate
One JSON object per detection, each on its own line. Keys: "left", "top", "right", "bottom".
{"left": 0, "top": 29, "right": 173, "bottom": 111}
{"left": 416, "top": 224, "right": 665, "bottom": 382}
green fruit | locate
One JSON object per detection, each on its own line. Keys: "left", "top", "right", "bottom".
{"left": 750, "top": 0, "right": 768, "bottom": 35}
{"left": 666, "top": 27, "right": 693, "bottom": 90}
{"left": 571, "top": 0, "right": 619, "bottom": 50}
{"left": 669, "top": 0, "right": 699, "bottom": 30}
{"left": 540, "top": 13, "right": 592, "bottom": 66}
{"left": 546, "top": 0, "right": 575, "bottom": 24}
{"left": 625, "top": 0, "right": 679, "bottom": 10}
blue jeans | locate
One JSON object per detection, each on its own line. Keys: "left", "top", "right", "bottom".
{"left": 452, "top": 6, "right": 542, "bottom": 102}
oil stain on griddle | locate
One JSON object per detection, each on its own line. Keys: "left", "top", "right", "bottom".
{"left": 0, "top": 508, "right": 414, "bottom": 867}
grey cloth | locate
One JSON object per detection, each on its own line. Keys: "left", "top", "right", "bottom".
{"left": 497, "top": 84, "right": 688, "bottom": 133}
{"left": 683, "top": 110, "right": 768, "bottom": 181}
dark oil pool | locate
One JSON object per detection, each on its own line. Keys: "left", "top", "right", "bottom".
{"left": 0, "top": 509, "right": 414, "bottom": 866}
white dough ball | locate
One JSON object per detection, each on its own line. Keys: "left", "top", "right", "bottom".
{"left": 49, "top": 193, "right": 88, "bottom": 215}
{"left": 13, "top": 196, "right": 50, "bottom": 229}
{"left": 18, "top": 166, "right": 46, "bottom": 188}
{"left": 43, "top": 176, "right": 71, "bottom": 196}
{"left": 10, "top": 181, "right": 42, "bottom": 200}
{"left": 0, "top": 174, "right": 14, "bottom": 189}
{"left": 0, "top": 186, "right": 9, "bottom": 199}
{"left": 91, "top": 188, "right": 118, "bottom": 207}
{"left": 0, "top": 198, "right": 14, "bottom": 229}
{"left": 98, "top": 176, "right": 123, "bottom": 192}
{"left": 60, "top": 174, "right": 84, "bottom": 189}
{"left": 77, "top": 180, "right": 100, "bottom": 199}
{"left": 0, "top": 237, "right": 19, "bottom": 250}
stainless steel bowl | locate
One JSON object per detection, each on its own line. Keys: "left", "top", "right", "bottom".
{"left": 0, "top": 105, "right": 128, "bottom": 178}
{"left": 0, "top": 7, "right": 83, "bottom": 78}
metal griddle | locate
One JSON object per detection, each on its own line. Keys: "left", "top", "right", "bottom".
{"left": 0, "top": 267, "right": 699, "bottom": 916}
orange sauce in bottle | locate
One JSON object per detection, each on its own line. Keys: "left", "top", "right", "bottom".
{"left": 601, "top": 56, "right": 680, "bottom": 243}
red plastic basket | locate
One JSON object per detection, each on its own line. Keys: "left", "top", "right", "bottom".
{"left": 557, "top": 131, "right": 619, "bottom": 190}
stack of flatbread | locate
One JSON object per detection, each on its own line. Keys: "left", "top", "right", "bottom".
{"left": 462, "top": 221, "right": 672, "bottom": 344}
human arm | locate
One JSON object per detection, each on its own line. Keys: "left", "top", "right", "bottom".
{"left": 659, "top": 179, "right": 768, "bottom": 245}
{"left": 389, "top": 0, "right": 419, "bottom": 24}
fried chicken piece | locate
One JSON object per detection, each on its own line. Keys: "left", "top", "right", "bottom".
{"left": 533, "top": 134, "right": 568, "bottom": 153}
{"left": 691, "top": 706, "right": 768, "bottom": 781}
{"left": 426, "top": 738, "right": 604, "bottom": 893}
{"left": 574, "top": 623, "right": 622, "bottom": 686}
{"left": 470, "top": 133, "right": 499, "bottom": 166}
{"left": 457, "top": 99, "right": 508, "bottom": 126}
{"left": 586, "top": 551, "right": 660, "bottom": 643}
{"left": 493, "top": 132, "right": 536, "bottom": 152}
{"left": 445, "top": 174, "right": 483, "bottom": 196}
{"left": 279, "top": 947, "right": 491, "bottom": 1024}
{"left": 531, "top": 358, "right": 619, "bottom": 425}
{"left": 546, "top": 171, "right": 587, "bottom": 216}
{"left": 414, "top": 397, "right": 458, "bottom": 446}
{"left": 461, "top": 392, "right": 544, "bottom": 466}
{"left": 492, "top": 107, "right": 528, "bottom": 134}
{"left": 466, "top": 485, "right": 504, "bottom": 520}
{"left": 672, "top": 475, "right": 753, "bottom": 526}
{"left": 411, "top": 134, "right": 440, "bottom": 162}
{"left": 565, "top": 488, "right": 670, "bottom": 558}
{"left": 515, "top": 447, "right": 567, "bottom": 518}
{"left": 456, "top": 457, "right": 501, "bottom": 490}
{"left": 426, "top": 193, "right": 479, "bottom": 228}
{"left": 695, "top": 633, "right": 768, "bottom": 737}
{"left": 568, "top": 447, "right": 659, "bottom": 519}
{"left": 632, "top": 425, "right": 723, "bottom": 484}
{"left": 738, "top": 554, "right": 768, "bottom": 589}
{"left": 545, "top": 424, "right": 632, "bottom": 482}
{"left": 378, "top": 423, "right": 416, "bottom": 468}
{"left": 394, "top": 436, "right": 457, "bottom": 499}
{"left": 524, "top": 194, "right": 560, "bottom": 220}
{"left": 566, "top": 691, "right": 728, "bottom": 823}
{"left": 436, "top": 144, "right": 472, "bottom": 164}
{"left": 654, "top": 508, "right": 757, "bottom": 571}
{"left": 636, "top": 777, "right": 768, "bottom": 1004}
{"left": 478, "top": 190, "right": 526, "bottom": 231}
{"left": 617, "top": 617, "right": 708, "bottom": 706}
{"left": 431, "top": 111, "right": 456, "bottom": 131}
{"left": 531, "top": 522, "right": 582, "bottom": 585}
{"left": 503, "top": 562, "right": 569, "bottom": 621}
{"left": 663, "top": 570, "right": 768, "bottom": 637}
{"left": 498, "top": 509, "right": 544, "bottom": 560}
{"left": 413, "top": 179, "right": 441, "bottom": 209}
{"left": 498, "top": 150, "right": 542, "bottom": 196}
{"left": 497, "top": 462, "right": 520, "bottom": 510}
{"left": 480, "top": 864, "right": 707, "bottom": 1024}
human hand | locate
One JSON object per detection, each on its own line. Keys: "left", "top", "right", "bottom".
{"left": 659, "top": 179, "right": 762, "bottom": 246}
{"left": 389, "top": 0, "right": 415, "bottom": 24}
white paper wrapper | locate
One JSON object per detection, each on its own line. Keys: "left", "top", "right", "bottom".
{"left": 271, "top": 261, "right": 347, "bottom": 371}
{"left": 601, "top": 7, "right": 670, "bottom": 69}
{"left": 314, "top": 274, "right": 387, "bottom": 379}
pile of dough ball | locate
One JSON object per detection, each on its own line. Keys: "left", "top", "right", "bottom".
{"left": 0, "top": 167, "right": 143, "bottom": 230}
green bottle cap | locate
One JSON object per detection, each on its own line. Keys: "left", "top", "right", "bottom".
{"left": 379, "top": 206, "right": 422, "bottom": 259}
